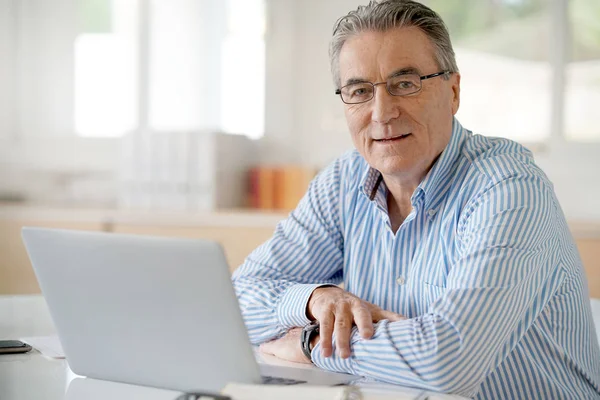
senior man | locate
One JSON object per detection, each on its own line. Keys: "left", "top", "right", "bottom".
{"left": 232, "top": 1, "right": 600, "bottom": 398}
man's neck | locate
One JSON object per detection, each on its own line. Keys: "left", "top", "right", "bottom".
{"left": 381, "top": 152, "right": 444, "bottom": 232}
{"left": 384, "top": 177, "right": 421, "bottom": 233}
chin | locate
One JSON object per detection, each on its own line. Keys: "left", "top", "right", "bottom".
{"left": 371, "top": 158, "right": 413, "bottom": 176}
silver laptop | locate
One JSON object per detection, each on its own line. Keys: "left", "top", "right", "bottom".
{"left": 21, "top": 227, "right": 356, "bottom": 392}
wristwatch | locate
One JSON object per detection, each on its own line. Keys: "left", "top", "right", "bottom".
{"left": 300, "top": 321, "right": 320, "bottom": 362}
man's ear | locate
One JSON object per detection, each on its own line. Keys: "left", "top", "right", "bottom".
{"left": 451, "top": 72, "right": 461, "bottom": 115}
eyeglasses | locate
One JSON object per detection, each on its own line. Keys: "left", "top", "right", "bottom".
{"left": 335, "top": 70, "right": 450, "bottom": 104}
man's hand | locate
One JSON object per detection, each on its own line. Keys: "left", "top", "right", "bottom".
{"left": 259, "top": 327, "right": 312, "bottom": 364}
{"left": 307, "top": 286, "right": 405, "bottom": 359}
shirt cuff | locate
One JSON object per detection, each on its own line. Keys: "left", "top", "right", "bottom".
{"left": 311, "top": 326, "right": 359, "bottom": 375}
{"left": 276, "top": 283, "right": 331, "bottom": 328}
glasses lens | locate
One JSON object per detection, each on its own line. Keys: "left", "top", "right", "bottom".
{"left": 388, "top": 73, "right": 421, "bottom": 96}
{"left": 341, "top": 83, "right": 374, "bottom": 104}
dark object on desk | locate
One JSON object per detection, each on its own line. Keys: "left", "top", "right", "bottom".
{"left": 174, "top": 375, "right": 306, "bottom": 400}
{"left": 0, "top": 340, "right": 32, "bottom": 354}
{"left": 175, "top": 393, "right": 231, "bottom": 400}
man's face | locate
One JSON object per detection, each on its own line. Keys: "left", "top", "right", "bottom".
{"left": 338, "top": 27, "right": 460, "bottom": 180}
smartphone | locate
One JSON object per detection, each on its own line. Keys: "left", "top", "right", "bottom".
{"left": 0, "top": 340, "right": 32, "bottom": 355}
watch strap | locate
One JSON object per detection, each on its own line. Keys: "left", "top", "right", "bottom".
{"left": 300, "top": 321, "right": 320, "bottom": 361}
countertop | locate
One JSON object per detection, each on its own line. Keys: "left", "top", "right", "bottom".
{"left": 1, "top": 202, "right": 600, "bottom": 237}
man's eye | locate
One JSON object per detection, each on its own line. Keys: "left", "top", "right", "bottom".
{"left": 396, "top": 80, "right": 416, "bottom": 89}
{"left": 346, "top": 85, "right": 372, "bottom": 99}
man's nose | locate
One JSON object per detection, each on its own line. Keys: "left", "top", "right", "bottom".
{"left": 371, "top": 83, "right": 400, "bottom": 124}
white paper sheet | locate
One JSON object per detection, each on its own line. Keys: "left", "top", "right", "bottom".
{"left": 20, "top": 335, "right": 65, "bottom": 359}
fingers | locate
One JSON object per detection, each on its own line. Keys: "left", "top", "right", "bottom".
{"left": 318, "top": 309, "right": 335, "bottom": 358}
{"left": 334, "top": 302, "right": 353, "bottom": 358}
{"left": 319, "top": 300, "right": 374, "bottom": 359}
{"left": 310, "top": 288, "right": 405, "bottom": 359}
{"left": 352, "top": 302, "right": 374, "bottom": 339}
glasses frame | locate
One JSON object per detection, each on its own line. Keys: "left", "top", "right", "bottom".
{"left": 335, "top": 70, "right": 451, "bottom": 104}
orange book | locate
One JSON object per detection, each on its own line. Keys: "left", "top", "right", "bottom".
{"left": 258, "top": 167, "right": 277, "bottom": 210}
{"left": 246, "top": 167, "right": 260, "bottom": 208}
{"left": 274, "top": 166, "right": 317, "bottom": 211}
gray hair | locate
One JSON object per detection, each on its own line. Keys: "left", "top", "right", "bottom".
{"left": 329, "top": 0, "right": 458, "bottom": 88}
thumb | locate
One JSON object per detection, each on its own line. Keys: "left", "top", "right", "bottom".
{"left": 372, "top": 308, "right": 406, "bottom": 322}
{"left": 385, "top": 312, "right": 406, "bottom": 322}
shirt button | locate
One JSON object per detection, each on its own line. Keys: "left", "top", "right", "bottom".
{"left": 396, "top": 276, "right": 405, "bottom": 285}
{"left": 427, "top": 209, "right": 437, "bottom": 217}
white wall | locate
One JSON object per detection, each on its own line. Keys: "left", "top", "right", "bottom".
{"left": 16, "top": 0, "right": 76, "bottom": 138}
{"left": 290, "top": 0, "right": 359, "bottom": 166}
{"left": 535, "top": 146, "right": 600, "bottom": 221}
{"left": 260, "top": 0, "right": 300, "bottom": 164}
{"left": 0, "top": 0, "right": 16, "bottom": 142}
{"left": 261, "top": 0, "right": 356, "bottom": 166}
{"left": 0, "top": 0, "right": 113, "bottom": 204}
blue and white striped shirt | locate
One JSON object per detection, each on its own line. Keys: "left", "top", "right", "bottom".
{"left": 232, "top": 119, "right": 600, "bottom": 399}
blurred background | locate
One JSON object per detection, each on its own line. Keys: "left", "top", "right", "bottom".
{"left": 1, "top": 0, "right": 599, "bottom": 294}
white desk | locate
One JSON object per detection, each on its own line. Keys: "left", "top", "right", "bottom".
{"left": 0, "top": 295, "right": 465, "bottom": 400}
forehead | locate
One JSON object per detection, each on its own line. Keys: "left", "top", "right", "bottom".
{"left": 338, "top": 26, "right": 438, "bottom": 83}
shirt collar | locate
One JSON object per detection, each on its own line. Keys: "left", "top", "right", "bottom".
{"left": 359, "top": 118, "right": 469, "bottom": 210}
{"left": 359, "top": 162, "right": 388, "bottom": 213}
{"left": 360, "top": 166, "right": 385, "bottom": 202}
{"left": 417, "top": 118, "right": 469, "bottom": 209}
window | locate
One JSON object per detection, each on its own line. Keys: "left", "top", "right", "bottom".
{"left": 221, "top": 0, "right": 266, "bottom": 139}
{"left": 148, "top": 0, "right": 214, "bottom": 131}
{"left": 74, "top": 0, "right": 139, "bottom": 137}
{"left": 74, "top": 0, "right": 266, "bottom": 138}
{"left": 564, "top": 0, "right": 600, "bottom": 142}
{"left": 425, "top": 0, "right": 551, "bottom": 142}
{"left": 424, "top": 0, "right": 600, "bottom": 144}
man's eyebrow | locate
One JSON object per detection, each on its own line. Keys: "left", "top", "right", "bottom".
{"left": 343, "top": 67, "right": 421, "bottom": 86}
{"left": 344, "top": 77, "right": 370, "bottom": 86}
{"left": 388, "top": 67, "right": 420, "bottom": 78}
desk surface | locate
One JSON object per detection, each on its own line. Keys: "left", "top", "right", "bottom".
{"left": 0, "top": 295, "right": 465, "bottom": 400}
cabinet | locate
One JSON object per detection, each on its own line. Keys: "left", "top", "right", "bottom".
{"left": 0, "top": 219, "right": 104, "bottom": 294}
{"left": 110, "top": 224, "right": 274, "bottom": 272}
{"left": 577, "top": 238, "right": 600, "bottom": 300}
{"left": 0, "top": 205, "right": 283, "bottom": 295}
{"left": 2, "top": 205, "right": 600, "bottom": 298}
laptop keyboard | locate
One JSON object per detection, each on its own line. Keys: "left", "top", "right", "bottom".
{"left": 261, "top": 375, "right": 306, "bottom": 385}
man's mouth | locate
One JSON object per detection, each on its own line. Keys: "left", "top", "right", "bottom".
{"left": 374, "top": 133, "right": 411, "bottom": 143}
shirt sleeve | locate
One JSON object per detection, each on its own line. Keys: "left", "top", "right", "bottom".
{"left": 312, "top": 172, "right": 564, "bottom": 398}
{"left": 232, "top": 159, "right": 346, "bottom": 344}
